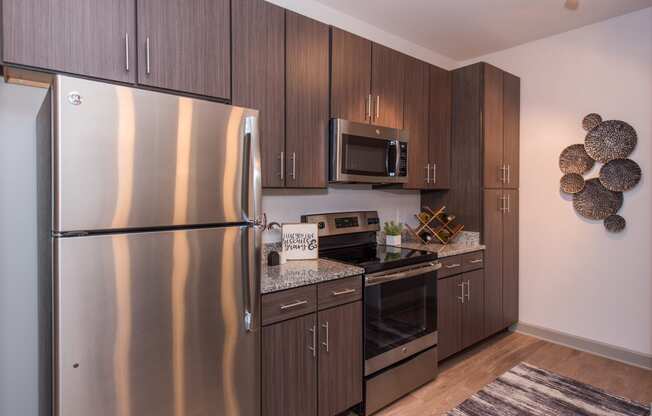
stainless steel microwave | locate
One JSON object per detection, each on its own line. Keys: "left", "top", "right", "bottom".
{"left": 329, "top": 119, "right": 409, "bottom": 183}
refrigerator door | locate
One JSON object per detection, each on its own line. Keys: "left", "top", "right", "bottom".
{"left": 52, "top": 75, "right": 260, "bottom": 233}
{"left": 54, "top": 226, "right": 261, "bottom": 416}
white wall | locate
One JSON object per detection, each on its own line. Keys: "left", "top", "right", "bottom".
{"left": 465, "top": 8, "right": 652, "bottom": 355}
{"left": 0, "top": 81, "right": 47, "bottom": 416}
{"left": 265, "top": 0, "right": 457, "bottom": 70}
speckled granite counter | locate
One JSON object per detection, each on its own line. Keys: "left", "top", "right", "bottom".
{"left": 261, "top": 243, "right": 364, "bottom": 293}
{"left": 390, "top": 241, "right": 485, "bottom": 258}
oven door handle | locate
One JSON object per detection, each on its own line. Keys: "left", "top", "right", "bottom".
{"left": 365, "top": 262, "right": 441, "bottom": 286}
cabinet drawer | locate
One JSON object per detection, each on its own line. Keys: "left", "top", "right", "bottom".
{"left": 262, "top": 285, "right": 317, "bottom": 326}
{"left": 317, "top": 276, "right": 362, "bottom": 309}
{"left": 462, "top": 251, "right": 484, "bottom": 272}
{"left": 438, "top": 255, "right": 465, "bottom": 278}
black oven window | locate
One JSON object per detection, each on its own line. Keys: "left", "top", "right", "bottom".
{"left": 341, "top": 134, "right": 388, "bottom": 176}
{"left": 365, "top": 274, "right": 437, "bottom": 360}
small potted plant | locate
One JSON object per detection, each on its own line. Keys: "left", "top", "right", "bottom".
{"left": 383, "top": 221, "right": 403, "bottom": 246}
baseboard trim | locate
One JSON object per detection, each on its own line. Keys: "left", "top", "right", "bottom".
{"left": 512, "top": 322, "right": 652, "bottom": 370}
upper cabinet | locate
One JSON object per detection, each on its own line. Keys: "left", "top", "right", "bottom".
{"left": 330, "top": 28, "right": 372, "bottom": 124}
{"left": 330, "top": 28, "right": 404, "bottom": 129}
{"left": 503, "top": 73, "right": 520, "bottom": 189}
{"left": 428, "top": 65, "right": 452, "bottom": 189}
{"left": 137, "top": 0, "right": 231, "bottom": 99}
{"left": 232, "top": 0, "right": 286, "bottom": 188}
{"left": 2, "top": 0, "right": 136, "bottom": 83}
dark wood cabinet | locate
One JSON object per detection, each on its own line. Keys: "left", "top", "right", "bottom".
{"left": 330, "top": 28, "right": 372, "bottom": 124}
{"left": 318, "top": 301, "right": 363, "bottom": 416}
{"left": 262, "top": 313, "right": 318, "bottom": 416}
{"left": 285, "top": 11, "right": 330, "bottom": 188}
{"left": 437, "top": 275, "right": 463, "bottom": 361}
{"left": 461, "top": 269, "right": 485, "bottom": 349}
{"left": 483, "top": 64, "right": 504, "bottom": 189}
{"left": 2, "top": 0, "right": 136, "bottom": 83}
{"left": 232, "top": 0, "right": 285, "bottom": 188}
{"left": 371, "top": 43, "right": 404, "bottom": 129}
{"left": 502, "top": 190, "right": 519, "bottom": 327}
{"left": 404, "top": 56, "right": 430, "bottom": 189}
{"left": 137, "top": 0, "right": 230, "bottom": 99}
{"left": 503, "top": 73, "right": 520, "bottom": 189}
{"left": 428, "top": 65, "right": 452, "bottom": 189}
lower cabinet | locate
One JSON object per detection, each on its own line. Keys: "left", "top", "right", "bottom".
{"left": 437, "top": 253, "right": 485, "bottom": 361}
{"left": 262, "top": 282, "right": 363, "bottom": 416}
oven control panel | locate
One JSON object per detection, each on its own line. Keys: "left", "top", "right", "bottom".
{"left": 301, "top": 211, "right": 380, "bottom": 237}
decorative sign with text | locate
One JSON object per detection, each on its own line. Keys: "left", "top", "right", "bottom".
{"left": 282, "top": 223, "right": 318, "bottom": 260}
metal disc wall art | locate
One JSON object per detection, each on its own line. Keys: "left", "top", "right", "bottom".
{"left": 599, "top": 159, "right": 642, "bottom": 192}
{"left": 559, "top": 144, "right": 595, "bottom": 174}
{"left": 558, "top": 113, "right": 641, "bottom": 233}
{"left": 560, "top": 173, "right": 585, "bottom": 194}
{"left": 584, "top": 120, "right": 637, "bottom": 163}
{"left": 604, "top": 215, "right": 626, "bottom": 233}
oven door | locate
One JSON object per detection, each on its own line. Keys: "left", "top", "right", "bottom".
{"left": 364, "top": 262, "right": 440, "bottom": 376}
{"left": 330, "top": 119, "right": 408, "bottom": 183}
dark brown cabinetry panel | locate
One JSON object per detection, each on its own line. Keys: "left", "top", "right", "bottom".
{"left": 371, "top": 43, "right": 404, "bottom": 129}
{"left": 403, "top": 56, "right": 430, "bottom": 189}
{"left": 330, "top": 28, "right": 372, "bottom": 124}
{"left": 137, "top": 0, "right": 230, "bottom": 99}
{"left": 503, "top": 72, "right": 520, "bottom": 189}
{"left": 232, "top": 0, "right": 285, "bottom": 188}
{"left": 437, "top": 275, "right": 463, "bottom": 361}
{"left": 318, "top": 301, "right": 363, "bottom": 416}
{"left": 484, "top": 189, "right": 504, "bottom": 337}
{"left": 285, "top": 11, "right": 330, "bottom": 188}
{"left": 461, "top": 269, "right": 485, "bottom": 349}
{"left": 429, "top": 65, "right": 452, "bottom": 189}
{"left": 262, "top": 313, "right": 318, "bottom": 416}
{"left": 2, "top": 0, "right": 136, "bottom": 83}
{"left": 502, "top": 190, "right": 519, "bottom": 327}
{"left": 483, "top": 64, "right": 504, "bottom": 189}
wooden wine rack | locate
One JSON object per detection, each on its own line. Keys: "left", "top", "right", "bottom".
{"left": 406, "top": 206, "right": 464, "bottom": 245}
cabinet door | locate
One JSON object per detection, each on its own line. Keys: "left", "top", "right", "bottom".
{"left": 503, "top": 72, "right": 520, "bottom": 189}
{"left": 330, "top": 28, "right": 372, "bottom": 124}
{"left": 403, "top": 56, "right": 430, "bottom": 189}
{"left": 137, "top": 0, "right": 230, "bottom": 99}
{"left": 483, "top": 189, "right": 504, "bottom": 336}
{"left": 371, "top": 43, "right": 404, "bottom": 129}
{"left": 232, "top": 0, "right": 285, "bottom": 188}
{"left": 2, "top": 0, "right": 136, "bottom": 83}
{"left": 483, "top": 64, "right": 504, "bottom": 189}
{"left": 437, "top": 276, "right": 462, "bottom": 361}
{"left": 285, "top": 11, "right": 330, "bottom": 188}
{"left": 461, "top": 269, "right": 485, "bottom": 349}
{"left": 502, "top": 190, "right": 519, "bottom": 327}
{"left": 318, "top": 302, "right": 363, "bottom": 416}
{"left": 429, "top": 65, "right": 452, "bottom": 189}
{"left": 262, "top": 314, "right": 318, "bottom": 416}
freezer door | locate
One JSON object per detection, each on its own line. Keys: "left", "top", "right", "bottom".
{"left": 52, "top": 75, "right": 260, "bottom": 233}
{"left": 54, "top": 226, "right": 261, "bottom": 416}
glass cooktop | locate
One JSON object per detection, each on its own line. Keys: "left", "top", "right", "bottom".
{"left": 320, "top": 243, "right": 437, "bottom": 274}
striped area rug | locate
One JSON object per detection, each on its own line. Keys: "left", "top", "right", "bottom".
{"left": 448, "top": 362, "right": 650, "bottom": 416}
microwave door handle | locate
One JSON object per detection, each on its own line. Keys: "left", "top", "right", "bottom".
{"left": 385, "top": 141, "right": 390, "bottom": 176}
{"left": 395, "top": 141, "right": 401, "bottom": 176}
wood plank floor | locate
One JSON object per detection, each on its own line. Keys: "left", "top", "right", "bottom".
{"left": 375, "top": 331, "right": 652, "bottom": 416}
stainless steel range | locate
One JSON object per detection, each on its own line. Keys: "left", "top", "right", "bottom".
{"left": 301, "top": 211, "right": 441, "bottom": 415}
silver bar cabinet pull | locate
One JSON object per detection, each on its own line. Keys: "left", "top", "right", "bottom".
{"left": 446, "top": 263, "right": 461, "bottom": 269}
{"left": 124, "top": 33, "right": 130, "bottom": 71}
{"left": 506, "top": 164, "right": 511, "bottom": 184}
{"left": 465, "top": 281, "right": 471, "bottom": 301}
{"left": 366, "top": 94, "right": 372, "bottom": 120}
{"left": 291, "top": 152, "right": 296, "bottom": 180}
{"left": 506, "top": 194, "right": 511, "bottom": 213}
{"left": 458, "top": 282, "right": 465, "bottom": 304}
{"left": 308, "top": 325, "right": 316, "bottom": 357}
{"left": 321, "top": 322, "right": 330, "bottom": 352}
{"left": 279, "top": 299, "right": 308, "bottom": 310}
{"left": 146, "top": 37, "right": 151, "bottom": 75}
{"left": 375, "top": 95, "right": 380, "bottom": 121}
{"left": 432, "top": 163, "right": 437, "bottom": 184}
{"left": 500, "top": 164, "right": 507, "bottom": 183}
{"left": 499, "top": 196, "right": 507, "bottom": 212}
{"left": 332, "top": 288, "right": 356, "bottom": 296}
{"left": 279, "top": 151, "right": 284, "bottom": 180}
{"left": 469, "top": 259, "right": 483, "bottom": 264}
{"left": 425, "top": 163, "right": 430, "bottom": 183}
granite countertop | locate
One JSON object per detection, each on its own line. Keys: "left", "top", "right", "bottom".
{"left": 392, "top": 241, "right": 486, "bottom": 258}
{"left": 261, "top": 243, "right": 364, "bottom": 293}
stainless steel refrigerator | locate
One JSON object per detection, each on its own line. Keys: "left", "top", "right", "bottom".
{"left": 36, "top": 75, "right": 263, "bottom": 416}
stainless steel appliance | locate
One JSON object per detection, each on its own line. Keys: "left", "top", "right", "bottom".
{"left": 301, "top": 211, "right": 440, "bottom": 415}
{"left": 329, "top": 119, "right": 408, "bottom": 184}
{"left": 36, "top": 75, "right": 263, "bottom": 416}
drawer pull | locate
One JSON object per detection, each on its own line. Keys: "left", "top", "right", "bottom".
{"left": 469, "top": 259, "right": 483, "bottom": 264}
{"left": 331, "top": 288, "right": 356, "bottom": 296}
{"left": 445, "top": 263, "right": 461, "bottom": 269}
{"left": 279, "top": 299, "right": 308, "bottom": 310}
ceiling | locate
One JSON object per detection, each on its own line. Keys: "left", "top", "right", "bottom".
{"left": 313, "top": 0, "right": 652, "bottom": 60}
